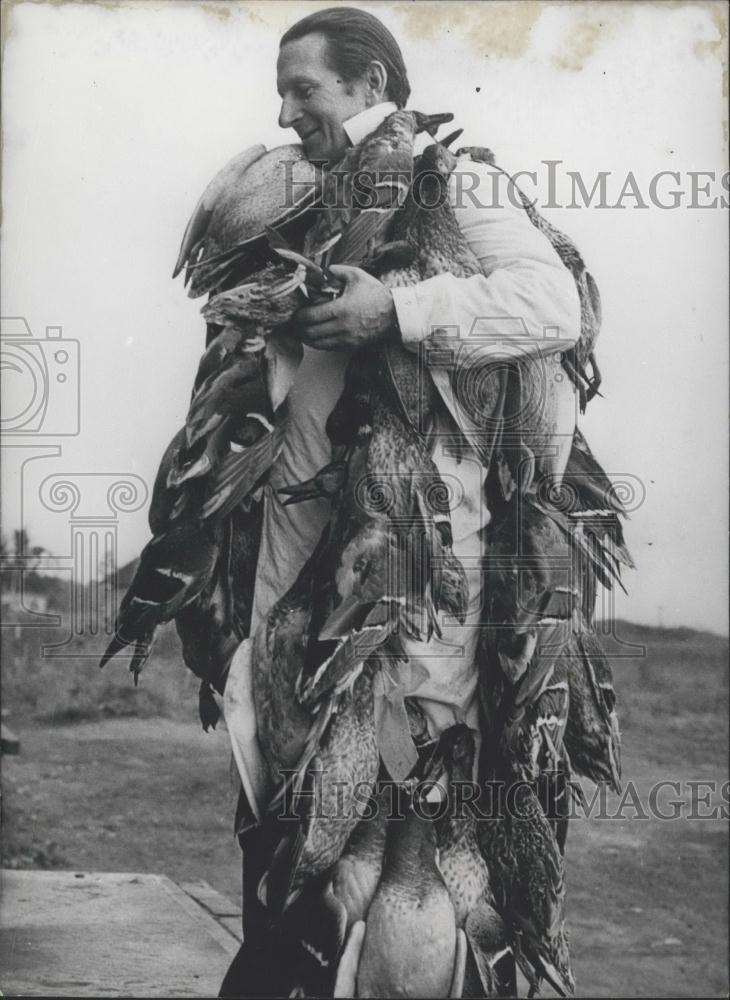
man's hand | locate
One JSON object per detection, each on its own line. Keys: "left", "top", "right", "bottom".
{"left": 293, "top": 264, "right": 398, "bottom": 351}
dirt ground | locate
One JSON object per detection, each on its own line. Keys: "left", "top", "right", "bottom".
{"left": 2, "top": 623, "right": 728, "bottom": 997}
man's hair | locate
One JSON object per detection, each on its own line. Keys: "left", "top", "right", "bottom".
{"left": 280, "top": 7, "right": 411, "bottom": 108}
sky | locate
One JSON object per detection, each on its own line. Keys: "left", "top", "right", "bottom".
{"left": 1, "top": 0, "right": 728, "bottom": 635}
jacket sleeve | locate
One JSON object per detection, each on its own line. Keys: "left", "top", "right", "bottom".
{"left": 391, "top": 158, "right": 581, "bottom": 360}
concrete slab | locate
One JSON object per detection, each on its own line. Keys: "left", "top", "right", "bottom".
{"left": 0, "top": 870, "right": 242, "bottom": 998}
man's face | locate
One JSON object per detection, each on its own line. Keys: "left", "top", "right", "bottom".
{"left": 277, "top": 33, "right": 370, "bottom": 165}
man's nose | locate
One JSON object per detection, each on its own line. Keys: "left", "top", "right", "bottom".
{"left": 278, "top": 95, "right": 301, "bottom": 130}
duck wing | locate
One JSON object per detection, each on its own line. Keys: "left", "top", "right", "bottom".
{"left": 199, "top": 416, "right": 286, "bottom": 522}
{"left": 563, "top": 632, "right": 622, "bottom": 793}
{"left": 173, "top": 144, "right": 267, "bottom": 280}
{"left": 100, "top": 522, "right": 219, "bottom": 680}
{"left": 179, "top": 144, "right": 320, "bottom": 297}
{"left": 148, "top": 427, "right": 189, "bottom": 534}
{"left": 478, "top": 781, "right": 575, "bottom": 998}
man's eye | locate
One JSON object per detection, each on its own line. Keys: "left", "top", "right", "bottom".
{"left": 298, "top": 86, "right": 314, "bottom": 101}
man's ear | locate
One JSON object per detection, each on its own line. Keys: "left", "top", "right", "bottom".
{"left": 364, "top": 60, "right": 388, "bottom": 106}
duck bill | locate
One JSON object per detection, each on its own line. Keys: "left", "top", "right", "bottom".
{"left": 417, "top": 111, "right": 455, "bottom": 136}
{"left": 318, "top": 594, "right": 369, "bottom": 640}
{"left": 440, "top": 127, "right": 464, "bottom": 149}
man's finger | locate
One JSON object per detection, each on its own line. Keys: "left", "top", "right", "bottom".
{"left": 305, "top": 335, "right": 346, "bottom": 352}
{"left": 299, "top": 320, "right": 343, "bottom": 341}
{"left": 295, "top": 300, "right": 342, "bottom": 325}
{"left": 327, "top": 264, "right": 360, "bottom": 279}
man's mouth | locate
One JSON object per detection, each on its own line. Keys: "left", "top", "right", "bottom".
{"left": 298, "top": 127, "right": 319, "bottom": 142}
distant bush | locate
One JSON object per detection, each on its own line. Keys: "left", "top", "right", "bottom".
{"left": 2, "top": 622, "right": 200, "bottom": 724}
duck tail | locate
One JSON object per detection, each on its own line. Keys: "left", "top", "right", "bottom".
{"left": 99, "top": 631, "right": 154, "bottom": 684}
{"left": 538, "top": 929, "right": 576, "bottom": 998}
{"left": 259, "top": 830, "right": 306, "bottom": 917}
{"left": 577, "top": 632, "right": 622, "bottom": 794}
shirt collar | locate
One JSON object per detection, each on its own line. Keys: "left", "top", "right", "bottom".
{"left": 342, "top": 101, "right": 433, "bottom": 155}
{"left": 342, "top": 101, "right": 398, "bottom": 146}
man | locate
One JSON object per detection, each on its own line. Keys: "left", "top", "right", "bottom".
{"left": 250, "top": 6, "right": 579, "bottom": 730}
{"left": 221, "top": 6, "right": 580, "bottom": 995}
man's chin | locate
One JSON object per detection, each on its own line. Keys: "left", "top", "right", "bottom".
{"left": 302, "top": 131, "right": 343, "bottom": 166}
{"left": 301, "top": 132, "right": 326, "bottom": 162}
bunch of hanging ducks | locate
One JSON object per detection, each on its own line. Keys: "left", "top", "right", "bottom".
{"left": 100, "top": 109, "right": 449, "bottom": 721}
{"left": 102, "top": 109, "right": 633, "bottom": 997}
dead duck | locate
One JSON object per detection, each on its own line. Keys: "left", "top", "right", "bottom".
{"left": 147, "top": 426, "right": 190, "bottom": 534}
{"left": 157, "top": 364, "right": 285, "bottom": 526}
{"left": 256, "top": 778, "right": 389, "bottom": 1000}
{"left": 482, "top": 439, "right": 630, "bottom": 750}
{"left": 175, "top": 572, "right": 239, "bottom": 733}
{"left": 482, "top": 494, "right": 579, "bottom": 737}
{"left": 201, "top": 257, "right": 340, "bottom": 333}
{"left": 174, "top": 143, "right": 320, "bottom": 297}
{"left": 381, "top": 137, "right": 481, "bottom": 285}
{"left": 199, "top": 111, "right": 459, "bottom": 334}
{"left": 559, "top": 631, "right": 622, "bottom": 793}
{"left": 189, "top": 109, "right": 454, "bottom": 298}
{"left": 331, "top": 786, "right": 389, "bottom": 929}
{"left": 476, "top": 775, "right": 575, "bottom": 997}
{"left": 170, "top": 351, "right": 272, "bottom": 490}
{"left": 176, "top": 113, "right": 410, "bottom": 506}
{"left": 278, "top": 139, "right": 482, "bottom": 708}
{"left": 253, "top": 531, "right": 382, "bottom": 908}
{"left": 109, "top": 126, "right": 393, "bottom": 712}
{"left": 373, "top": 135, "right": 486, "bottom": 440}
{"left": 458, "top": 145, "right": 602, "bottom": 410}
{"left": 436, "top": 726, "right": 513, "bottom": 997}
{"left": 99, "top": 520, "right": 219, "bottom": 682}
{"left": 191, "top": 115, "right": 455, "bottom": 523}
{"left": 104, "top": 332, "right": 282, "bottom": 693}
{"left": 277, "top": 126, "right": 482, "bottom": 513}
{"left": 289, "top": 372, "right": 469, "bottom": 711}
{"left": 261, "top": 661, "right": 380, "bottom": 915}
{"left": 305, "top": 109, "right": 455, "bottom": 273}
{"left": 107, "top": 419, "right": 265, "bottom": 729}
{"left": 556, "top": 428, "right": 635, "bottom": 624}
{"left": 353, "top": 780, "right": 461, "bottom": 999}
{"left": 253, "top": 532, "right": 329, "bottom": 780}
{"left": 281, "top": 785, "right": 390, "bottom": 998}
